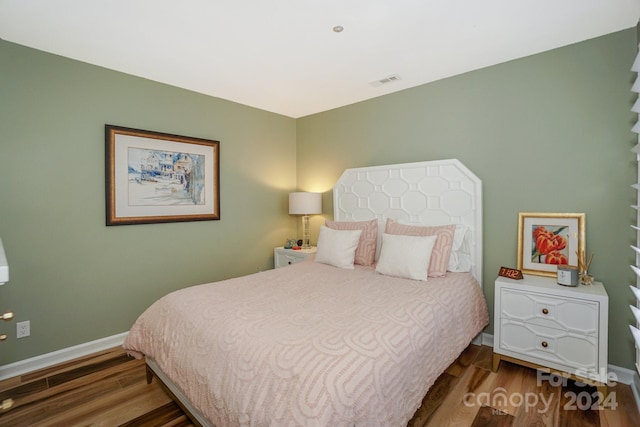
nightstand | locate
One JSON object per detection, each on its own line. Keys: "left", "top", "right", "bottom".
{"left": 493, "top": 274, "right": 609, "bottom": 392}
{"left": 274, "top": 247, "right": 317, "bottom": 268}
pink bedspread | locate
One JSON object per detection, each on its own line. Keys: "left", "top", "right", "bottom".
{"left": 123, "top": 261, "right": 488, "bottom": 426}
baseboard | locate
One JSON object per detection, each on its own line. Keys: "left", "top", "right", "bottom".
{"left": 0, "top": 332, "right": 128, "bottom": 381}
{"left": 631, "top": 366, "right": 640, "bottom": 414}
{"left": 481, "top": 332, "right": 494, "bottom": 347}
{"left": 608, "top": 365, "right": 640, "bottom": 414}
{"left": 607, "top": 364, "right": 637, "bottom": 386}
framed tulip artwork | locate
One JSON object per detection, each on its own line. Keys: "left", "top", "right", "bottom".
{"left": 517, "top": 212, "right": 585, "bottom": 277}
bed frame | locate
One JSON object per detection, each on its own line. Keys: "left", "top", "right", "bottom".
{"left": 146, "top": 358, "right": 209, "bottom": 427}
{"left": 146, "top": 158, "right": 483, "bottom": 426}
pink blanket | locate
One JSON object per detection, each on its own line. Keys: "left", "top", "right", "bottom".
{"left": 123, "top": 261, "right": 488, "bottom": 426}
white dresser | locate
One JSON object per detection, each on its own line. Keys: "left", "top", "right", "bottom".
{"left": 274, "top": 247, "right": 316, "bottom": 269}
{"left": 493, "top": 274, "right": 609, "bottom": 387}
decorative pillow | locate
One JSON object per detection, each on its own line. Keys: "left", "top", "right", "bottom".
{"left": 385, "top": 218, "right": 455, "bottom": 277}
{"left": 325, "top": 219, "right": 377, "bottom": 266}
{"left": 314, "top": 226, "right": 363, "bottom": 269}
{"left": 448, "top": 224, "right": 472, "bottom": 272}
{"left": 375, "top": 233, "right": 438, "bottom": 281}
{"left": 396, "top": 220, "right": 472, "bottom": 272}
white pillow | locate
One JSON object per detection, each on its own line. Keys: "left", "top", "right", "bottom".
{"left": 315, "top": 226, "right": 363, "bottom": 269}
{"left": 395, "top": 219, "right": 472, "bottom": 272}
{"left": 448, "top": 224, "right": 472, "bottom": 272}
{"left": 375, "top": 233, "right": 438, "bottom": 281}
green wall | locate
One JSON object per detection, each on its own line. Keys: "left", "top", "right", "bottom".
{"left": 0, "top": 40, "right": 298, "bottom": 364}
{"left": 2, "top": 28, "right": 638, "bottom": 371}
{"left": 297, "top": 29, "right": 638, "bottom": 369}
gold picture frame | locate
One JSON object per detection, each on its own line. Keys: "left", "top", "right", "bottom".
{"left": 106, "top": 125, "right": 220, "bottom": 226}
{"left": 517, "top": 212, "right": 585, "bottom": 277}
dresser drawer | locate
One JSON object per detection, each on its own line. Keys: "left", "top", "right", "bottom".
{"left": 275, "top": 252, "right": 305, "bottom": 268}
{"left": 274, "top": 247, "right": 318, "bottom": 268}
{"left": 500, "top": 288, "right": 599, "bottom": 335}
{"left": 499, "top": 319, "right": 598, "bottom": 372}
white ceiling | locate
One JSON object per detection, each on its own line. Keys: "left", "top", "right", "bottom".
{"left": 1, "top": 1, "right": 638, "bottom": 118}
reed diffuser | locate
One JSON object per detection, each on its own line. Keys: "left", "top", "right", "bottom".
{"left": 576, "top": 249, "right": 594, "bottom": 285}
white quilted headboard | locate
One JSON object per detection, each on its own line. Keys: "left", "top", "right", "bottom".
{"left": 333, "top": 159, "right": 482, "bottom": 286}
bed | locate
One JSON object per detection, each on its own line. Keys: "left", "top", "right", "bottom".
{"left": 123, "top": 159, "right": 489, "bottom": 426}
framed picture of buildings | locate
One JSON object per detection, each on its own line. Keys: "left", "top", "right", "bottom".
{"left": 105, "top": 125, "right": 220, "bottom": 225}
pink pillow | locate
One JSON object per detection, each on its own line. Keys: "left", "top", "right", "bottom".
{"left": 325, "top": 219, "right": 377, "bottom": 266}
{"left": 384, "top": 218, "right": 455, "bottom": 277}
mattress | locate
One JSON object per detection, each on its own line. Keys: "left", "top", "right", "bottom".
{"left": 123, "top": 260, "right": 488, "bottom": 426}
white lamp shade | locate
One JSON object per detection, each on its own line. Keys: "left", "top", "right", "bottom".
{"left": 289, "top": 192, "right": 322, "bottom": 215}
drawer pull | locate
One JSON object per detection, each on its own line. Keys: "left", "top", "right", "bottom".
{"left": 0, "top": 334, "right": 6, "bottom": 341}
{"left": 542, "top": 308, "right": 549, "bottom": 315}
{"left": 541, "top": 341, "right": 548, "bottom": 348}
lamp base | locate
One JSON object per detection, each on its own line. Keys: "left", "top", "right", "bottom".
{"left": 301, "top": 214, "right": 311, "bottom": 249}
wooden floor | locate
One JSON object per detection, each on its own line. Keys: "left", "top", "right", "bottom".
{"left": 0, "top": 344, "right": 638, "bottom": 426}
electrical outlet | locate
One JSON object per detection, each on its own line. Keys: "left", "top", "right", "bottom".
{"left": 16, "top": 321, "right": 30, "bottom": 338}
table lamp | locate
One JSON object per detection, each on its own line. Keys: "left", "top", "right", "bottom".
{"left": 289, "top": 192, "right": 322, "bottom": 249}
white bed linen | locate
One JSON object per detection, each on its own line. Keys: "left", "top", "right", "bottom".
{"left": 123, "top": 260, "right": 488, "bottom": 426}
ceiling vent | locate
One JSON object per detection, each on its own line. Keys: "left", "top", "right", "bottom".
{"left": 369, "top": 74, "right": 401, "bottom": 87}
